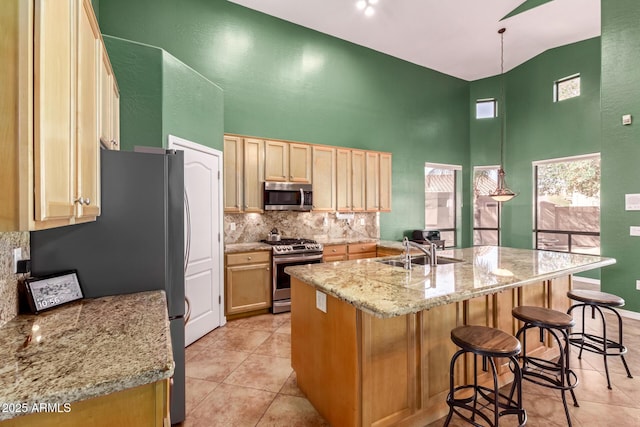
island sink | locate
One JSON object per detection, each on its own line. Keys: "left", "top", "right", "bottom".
{"left": 376, "top": 256, "right": 463, "bottom": 268}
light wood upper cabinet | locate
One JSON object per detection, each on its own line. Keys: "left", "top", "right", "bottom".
{"left": 111, "top": 81, "right": 120, "bottom": 150}
{"left": 289, "top": 143, "right": 312, "bottom": 182}
{"left": 365, "top": 151, "right": 379, "bottom": 211}
{"left": 224, "top": 136, "right": 243, "bottom": 212}
{"left": 75, "top": 0, "right": 101, "bottom": 220}
{"left": 265, "top": 140, "right": 311, "bottom": 183}
{"left": 33, "top": 0, "right": 76, "bottom": 223}
{"left": 351, "top": 150, "right": 366, "bottom": 211}
{"left": 379, "top": 152, "right": 392, "bottom": 211}
{"left": 99, "top": 47, "right": 120, "bottom": 150}
{"left": 312, "top": 146, "right": 335, "bottom": 211}
{"left": 0, "top": 0, "right": 115, "bottom": 231}
{"left": 336, "top": 148, "right": 352, "bottom": 212}
{"left": 244, "top": 138, "right": 265, "bottom": 212}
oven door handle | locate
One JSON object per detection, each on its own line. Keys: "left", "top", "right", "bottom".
{"left": 273, "top": 253, "right": 324, "bottom": 264}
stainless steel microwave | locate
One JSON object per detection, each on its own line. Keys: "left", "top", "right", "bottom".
{"left": 263, "top": 182, "right": 312, "bottom": 211}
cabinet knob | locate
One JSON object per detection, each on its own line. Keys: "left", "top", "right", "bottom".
{"left": 332, "top": 249, "right": 336, "bottom": 253}
{"left": 84, "top": 198, "right": 91, "bottom": 205}
{"left": 75, "top": 197, "right": 85, "bottom": 205}
{"left": 266, "top": 268, "right": 270, "bottom": 271}
{"left": 247, "top": 256, "right": 252, "bottom": 261}
{"left": 290, "top": 175, "right": 293, "bottom": 178}
{"left": 111, "top": 139, "right": 118, "bottom": 147}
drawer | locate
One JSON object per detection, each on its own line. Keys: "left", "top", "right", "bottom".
{"left": 347, "top": 252, "right": 376, "bottom": 260}
{"left": 347, "top": 243, "right": 377, "bottom": 254}
{"left": 323, "top": 244, "right": 347, "bottom": 257}
{"left": 226, "top": 251, "right": 271, "bottom": 266}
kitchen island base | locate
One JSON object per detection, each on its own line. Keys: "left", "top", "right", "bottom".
{"left": 291, "top": 276, "right": 572, "bottom": 427}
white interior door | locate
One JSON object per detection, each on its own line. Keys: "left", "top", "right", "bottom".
{"left": 169, "top": 135, "right": 225, "bottom": 346}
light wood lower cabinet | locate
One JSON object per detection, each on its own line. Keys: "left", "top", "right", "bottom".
{"left": 347, "top": 242, "right": 377, "bottom": 260}
{"left": 1, "top": 380, "right": 169, "bottom": 427}
{"left": 225, "top": 251, "right": 271, "bottom": 315}
{"left": 291, "top": 276, "right": 572, "bottom": 427}
{"left": 323, "top": 244, "right": 347, "bottom": 262}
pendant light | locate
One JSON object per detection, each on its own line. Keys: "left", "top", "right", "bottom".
{"left": 490, "top": 28, "right": 517, "bottom": 202}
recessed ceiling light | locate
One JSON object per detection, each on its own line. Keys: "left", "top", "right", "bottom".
{"left": 369, "top": 0, "right": 379, "bottom": 4}
{"left": 364, "top": 6, "right": 375, "bottom": 16}
{"left": 356, "top": 0, "right": 367, "bottom": 10}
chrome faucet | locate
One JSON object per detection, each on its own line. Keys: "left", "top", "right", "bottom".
{"left": 402, "top": 236, "right": 437, "bottom": 269}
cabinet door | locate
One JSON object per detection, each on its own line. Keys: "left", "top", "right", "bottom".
{"left": 224, "top": 136, "right": 244, "bottom": 212}
{"left": 75, "top": 0, "right": 100, "bottom": 220}
{"left": 244, "top": 138, "right": 264, "bottom": 212}
{"left": 379, "top": 153, "right": 392, "bottom": 212}
{"left": 336, "top": 149, "right": 352, "bottom": 212}
{"left": 111, "top": 82, "right": 120, "bottom": 150}
{"left": 351, "top": 150, "right": 366, "bottom": 211}
{"left": 289, "top": 143, "right": 311, "bottom": 183}
{"left": 33, "top": 0, "right": 76, "bottom": 222}
{"left": 99, "top": 47, "right": 113, "bottom": 149}
{"left": 226, "top": 263, "right": 271, "bottom": 315}
{"left": 312, "top": 146, "right": 335, "bottom": 211}
{"left": 264, "top": 140, "right": 288, "bottom": 181}
{"left": 365, "top": 152, "right": 379, "bottom": 211}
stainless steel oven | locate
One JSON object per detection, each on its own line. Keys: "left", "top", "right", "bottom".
{"left": 262, "top": 238, "right": 323, "bottom": 313}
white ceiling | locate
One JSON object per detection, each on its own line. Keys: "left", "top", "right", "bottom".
{"left": 228, "top": 0, "right": 600, "bottom": 81}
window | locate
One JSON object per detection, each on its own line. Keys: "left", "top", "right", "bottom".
{"left": 425, "top": 163, "right": 461, "bottom": 248}
{"left": 476, "top": 98, "right": 497, "bottom": 119}
{"left": 533, "top": 154, "right": 600, "bottom": 254}
{"left": 473, "top": 166, "right": 501, "bottom": 245}
{"left": 554, "top": 74, "right": 580, "bottom": 102}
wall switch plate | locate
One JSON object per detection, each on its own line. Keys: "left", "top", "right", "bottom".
{"left": 630, "top": 226, "right": 640, "bottom": 236}
{"left": 636, "top": 280, "right": 640, "bottom": 291}
{"left": 623, "top": 114, "right": 632, "bottom": 125}
{"left": 230, "top": 222, "right": 236, "bottom": 231}
{"left": 316, "top": 290, "right": 327, "bottom": 313}
{"left": 13, "top": 248, "right": 22, "bottom": 273}
{"left": 359, "top": 218, "right": 365, "bottom": 225}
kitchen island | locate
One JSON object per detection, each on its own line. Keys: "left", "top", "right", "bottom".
{"left": 285, "top": 246, "right": 615, "bottom": 427}
{"left": 0, "top": 290, "right": 174, "bottom": 426}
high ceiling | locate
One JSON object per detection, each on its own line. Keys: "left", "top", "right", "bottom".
{"left": 228, "top": 0, "right": 600, "bottom": 81}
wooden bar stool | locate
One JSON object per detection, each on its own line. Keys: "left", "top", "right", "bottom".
{"left": 444, "top": 325, "right": 527, "bottom": 427}
{"left": 512, "top": 306, "right": 578, "bottom": 427}
{"left": 567, "top": 289, "right": 633, "bottom": 389}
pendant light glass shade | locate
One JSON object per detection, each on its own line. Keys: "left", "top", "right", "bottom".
{"left": 490, "top": 28, "right": 517, "bottom": 203}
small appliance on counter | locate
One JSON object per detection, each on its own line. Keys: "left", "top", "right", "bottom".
{"left": 266, "top": 228, "right": 281, "bottom": 242}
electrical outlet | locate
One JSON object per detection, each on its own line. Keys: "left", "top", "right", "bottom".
{"left": 637, "top": 280, "right": 640, "bottom": 291}
{"left": 230, "top": 222, "right": 236, "bottom": 231}
{"left": 13, "top": 248, "right": 22, "bottom": 273}
{"left": 316, "top": 290, "right": 327, "bottom": 313}
{"left": 359, "top": 218, "right": 365, "bottom": 225}
{"left": 631, "top": 226, "right": 640, "bottom": 236}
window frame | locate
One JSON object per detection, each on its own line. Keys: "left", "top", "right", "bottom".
{"left": 425, "top": 162, "right": 462, "bottom": 248}
{"left": 553, "top": 73, "right": 581, "bottom": 102}
{"left": 532, "top": 153, "right": 600, "bottom": 254}
{"left": 473, "top": 165, "right": 501, "bottom": 246}
{"left": 475, "top": 98, "right": 498, "bottom": 119}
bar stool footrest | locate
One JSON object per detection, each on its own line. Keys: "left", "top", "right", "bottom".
{"left": 447, "top": 384, "right": 527, "bottom": 427}
{"left": 521, "top": 356, "right": 579, "bottom": 392}
{"left": 568, "top": 332, "right": 627, "bottom": 357}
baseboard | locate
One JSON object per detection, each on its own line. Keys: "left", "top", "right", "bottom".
{"left": 618, "top": 308, "right": 640, "bottom": 321}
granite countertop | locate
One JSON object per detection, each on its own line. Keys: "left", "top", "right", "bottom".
{"left": 0, "top": 290, "right": 174, "bottom": 421}
{"left": 285, "top": 246, "right": 616, "bottom": 319}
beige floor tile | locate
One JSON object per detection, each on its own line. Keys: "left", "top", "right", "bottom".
{"left": 209, "top": 328, "right": 272, "bottom": 352}
{"left": 279, "top": 371, "right": 305, "bottom": 397}
{"left": 572, "top": 400, "right": 640, "bottom": 426}
{"left": 256, "top": 394, "right": 329, "bottom": 426}
{"left": 224, "top": 353, "right": 293, "bottom": 393}
{"left": 185, "top": 347, "right": 250, "bottom": 382}
{"left": 185, "top": 377, "right": 219, "bottom": 416}
{"left": 253, "top": 332, "right": 291, "bottom": 358}
{"left": 229, "top": 313, "right": 290, "bottom": 332}
{"left": 188, "top": 383, "right": 276, "bottom": 427}
{"left": 275, "top": 320, "right": 291, "bottom": 335}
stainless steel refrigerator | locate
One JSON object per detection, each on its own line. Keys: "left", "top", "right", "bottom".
{"left": 30, "top": 149, "right": 186, "bottom": 424}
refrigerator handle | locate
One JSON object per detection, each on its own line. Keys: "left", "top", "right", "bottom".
{"left": 184, "top": 190, "right": 192, "bottom": 274}
{"left": 185, "top": 296, "right": 191, "bottom": 325}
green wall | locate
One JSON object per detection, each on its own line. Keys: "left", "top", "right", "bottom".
{"left": 601, "top": 0, "right": 640, "bottom": 311}
{"left": 98, "top": 0, "right": 471, "bottom": 243}
{"left": 104, "top": 36, "right": 223, "bottom": 152}
{"left": 470, "top": 37, "right": 602, "bottom": 279}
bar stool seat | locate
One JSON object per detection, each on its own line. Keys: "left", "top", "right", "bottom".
{"left": 513, "top": 306, "right": 578, "bottom": 427}
{"left": 444, "top": 325, "right": 526, "bottom": 427}
{"left": 567, "top": 289, "right": 633, "bottom": 390}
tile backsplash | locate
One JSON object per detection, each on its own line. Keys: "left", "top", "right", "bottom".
{"left": 0, "top": 232, "right": 29, "bottom": 327}
{"left": 224, "top": 212, "right": 379, "bottom": 244}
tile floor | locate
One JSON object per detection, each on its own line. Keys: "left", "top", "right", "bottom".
{"left": 180, "top": 304, "right": 640, "bottom": 426}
